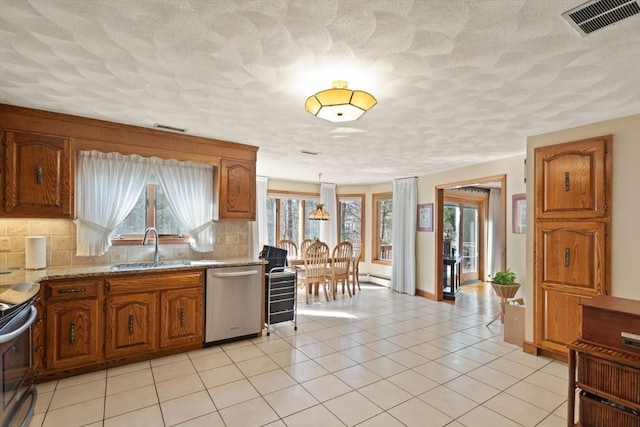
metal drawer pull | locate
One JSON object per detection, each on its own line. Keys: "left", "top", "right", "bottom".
{"left": 58, "top": 287, "right": 87, "bottom": 294}
{"left": 128, "top": 315, "right": 134, "bottom": 334}
{"left": 564, "top": 172, "right": 570, "bottom": 191}
{"left": 564, "top": 248, "right": 570, "bottom": 267}
{"left": 179, "top": 308, "right": 185, "bottom": 327}
{"left": 69, "top": 322, "right": 75, "bottom": 344}
{"left": 36, "top": 164, "right": 43, "bottom": 185}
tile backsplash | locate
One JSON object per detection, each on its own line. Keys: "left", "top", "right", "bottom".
{"left": 0, "top": 218, "right": 250, "bottom": 270}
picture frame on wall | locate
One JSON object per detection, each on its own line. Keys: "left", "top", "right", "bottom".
{"left": 417, "top": 203, "right": 433, "bottom": 232}
{"left": 512, "top": 193, "right": 526, "bottom": 234}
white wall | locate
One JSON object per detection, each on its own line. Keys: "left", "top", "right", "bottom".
{"left": 524, "top": 114, "right": 640, "bottom": 343}
{"left": 415, "top": 154, "right": 527, "bottom": 296}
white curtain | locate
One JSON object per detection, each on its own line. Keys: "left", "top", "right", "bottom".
{"left": 250, "top": 176, "right": 269, "bottom": 258}
{"left": 75, "top": 151, "right": 152, "bottom": 256}
{"left": 391, "top": 177, "right": 417, "bottom": 295}
{"left": 487, "top": 188, "right": 504, "bottom": 278}
{"left": 154, "top": 159, "right": 215, "bottom": 252}
{"left": 319, "top": 183, "right": 338, "bottom": 250}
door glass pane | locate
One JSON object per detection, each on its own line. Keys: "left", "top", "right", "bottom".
{"left": 462, "top": 205, "right": 478, "bottom": 273}
{"left": 443, "top": 203, "right": 460, "bottom": 259}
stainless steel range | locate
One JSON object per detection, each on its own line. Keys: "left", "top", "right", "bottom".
{"left": 0, "top": 282, "right": 39, "bottom": 427}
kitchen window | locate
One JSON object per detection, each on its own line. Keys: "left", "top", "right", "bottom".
{"left": 372, "top": 192, "right": 393, "bottom": 263}
{"left": 111, "top": 183, "right": 190, "bottom": 244}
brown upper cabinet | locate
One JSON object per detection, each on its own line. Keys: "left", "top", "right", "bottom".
{"left": 0, "top": 104, "right": 257, "bottom": 221}
{"left": 535, "top": 136, "right": 609, "bottom": 220}
{"left": 2, "top": 130, "right": 74, "bottom": 218}
{"left": 219, "top": 159, "right": 256, "bottom": 220}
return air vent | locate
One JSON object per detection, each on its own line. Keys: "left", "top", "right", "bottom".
{"left": 562, "top": 0, "right": 640, "bottom": 36}
{"left": 153, "top": 123, "right": 187, "bottom": 133}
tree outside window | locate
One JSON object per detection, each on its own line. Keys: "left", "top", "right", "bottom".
{"left": 373, "top": 192, "right": 393, "bottom": 262}
{"left": 338, "top": 194, "right": 365, "bottom": 260}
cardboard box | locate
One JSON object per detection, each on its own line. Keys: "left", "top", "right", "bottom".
{"left": 503, "top": 298, "right": 525, "bottom": 346}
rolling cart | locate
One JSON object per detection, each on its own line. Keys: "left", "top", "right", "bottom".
{"left": 265, "top": 267, "right": 298, "bottom": 336}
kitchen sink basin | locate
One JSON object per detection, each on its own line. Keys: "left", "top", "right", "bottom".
{"left": 109, "top": 260, "right": 193, "bottom": 271}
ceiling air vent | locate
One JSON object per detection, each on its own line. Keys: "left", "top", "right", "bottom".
{"left": 562, "top": 0, "right": 640, "bottom": 36}
{"left": 298, "top": 149, "right": 319, "bottom": 156}
{"left": 153, "top": 123, "right": 187, "bottom": 133}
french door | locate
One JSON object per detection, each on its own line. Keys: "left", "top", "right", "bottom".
{"left": 443, "top": 198, "right": 484, "bottom": 283}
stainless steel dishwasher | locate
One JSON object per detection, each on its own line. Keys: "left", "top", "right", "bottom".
{"left": 205, "top": 265, "right": 262, "bottom": 343}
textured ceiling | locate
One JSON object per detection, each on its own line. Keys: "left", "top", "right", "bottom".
{"left": 1, "top": 0, "right": 639, "bottom": 185}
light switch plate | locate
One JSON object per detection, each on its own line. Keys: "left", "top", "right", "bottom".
{"left": 0, "top": 237, "right": 10, "bottom": 252}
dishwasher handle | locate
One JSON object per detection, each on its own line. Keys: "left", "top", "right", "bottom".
{"left": 209, "top": 270, "right": 260, "bottom": 278}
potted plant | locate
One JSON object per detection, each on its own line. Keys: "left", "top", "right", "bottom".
{"left": 491, "top": 268, "right": 520, "bottom": 299}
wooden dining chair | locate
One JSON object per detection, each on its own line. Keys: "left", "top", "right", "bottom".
{"left": 298, "top": 242, "right": 330, "bottom": 304}
{"left": 328, "top": 241, "right": 353, "bottom": 299}
{"left": 300, "top": 239, "right": 313, "bottom": 256}
{"left": 350, "top": 241, "right": 362, "bottom": 293}
{"left": 277, "top": 239, "right": 298, "bottom": 259}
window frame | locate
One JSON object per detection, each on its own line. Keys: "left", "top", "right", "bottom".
{"left": 372, "top": 191, "right": 393, "bottom": 265}
{"left": 268, "top": 190, "right": 320, "bottom": 247}
{"left": 337, "top": 193, "right": 365, "bottom": 261}
{"left": 110, "top": 183, "right": 191, "bottom": 245}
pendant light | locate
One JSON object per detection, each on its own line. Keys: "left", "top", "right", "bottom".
{"left": 309, "top": 173, "right": 330, "bottom": 221}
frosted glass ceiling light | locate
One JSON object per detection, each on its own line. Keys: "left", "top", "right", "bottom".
{"left": 304, "top": 80, "right": 377, "bottom": 122}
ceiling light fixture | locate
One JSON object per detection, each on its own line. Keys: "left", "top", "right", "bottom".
{"left": 304, "top": 80, "right": 377, "bottom": 122}
{"left": 309, "top": 173, "right": 330, "bottom": 221}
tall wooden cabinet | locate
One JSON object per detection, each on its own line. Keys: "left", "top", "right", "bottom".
{"left": 1, "top": 130, "right": 73, "bottom": 217}
{"left": 534, "top": 136, "right": 611, "bottom": 358}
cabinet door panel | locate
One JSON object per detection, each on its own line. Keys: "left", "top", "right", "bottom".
{"left": 105, "top": 293, "right": 157, "bottom": 359}
{"left": 160, "top": 287, "right": 203, "bottom": 348}
{"left": 535, "top": 136, "right": 609, "bottom": 219}
{"left": 535, "top": 221, "right": 607, "bottom": 355}
{"left": 4, "top": 131, "right": 72, "bottom": 217}
{"left": 46, "top": 300, "right": 100, "bottom": 370}
{"left": 219, "top": 159, "right": 255, "bottom": 220}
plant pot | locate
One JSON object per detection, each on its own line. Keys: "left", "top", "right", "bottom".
{"left": 491, "top": 283, "right": 521, "bottom": 299}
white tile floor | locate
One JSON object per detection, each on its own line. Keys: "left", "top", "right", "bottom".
{"left": 29, "top": 284, "right": 570, "bottom": 427}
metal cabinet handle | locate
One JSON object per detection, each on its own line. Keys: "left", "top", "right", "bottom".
{"left": 564, "top": 172, "right": 570, "bottom": 191}
{"left": 128, "top": 315, "right": 134, "bottom": 334}
{"left": 564, "top": 248, "right": 570, "bottom": 267}
{"left": 179, "top": 308, "right": 185, "bottom": 327}
{"left": 58, "top": 287, "right": 86, "bottom": 294}
{"left": 36, "top": 164, "right": 43, "bottom": 185}
{"left": 69, "top": 322, "right": 75, "bottom": 344}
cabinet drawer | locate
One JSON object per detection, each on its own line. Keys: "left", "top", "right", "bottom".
{"left": 106, "top": 270, "right": 204, "bottom": 293}
{"left": 578, "top": 354, "right": 640, "bottom": 406}
{"left": 46, "top": 279, "right": 100, "bottom": 301}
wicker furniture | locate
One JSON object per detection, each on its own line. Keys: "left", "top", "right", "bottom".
{"left": 486, "top": 283, "right": 521, "bottom": 326}
{"left": 567, "top": 296, "right": 640, "bottom": 427}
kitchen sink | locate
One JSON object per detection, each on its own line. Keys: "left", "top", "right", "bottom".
{"left": 109, "top": 260, "right": 193, "bottom": 271}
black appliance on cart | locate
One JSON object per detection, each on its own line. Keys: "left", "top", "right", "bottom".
{"left": 259, "top": 246, "right": 298, "bottom": 336}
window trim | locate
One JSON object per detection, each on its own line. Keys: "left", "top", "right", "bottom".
{"left": 338, "top": 193, "right": 365, "bottom": 261}
{"left": 111, "top": 183, "right": 191, "bottom": 245}
{"left": 268, "top": 190, "right": 320, "bottom": 247}
{"left": 372, "top": 191, "right": 393, "bottom": 265}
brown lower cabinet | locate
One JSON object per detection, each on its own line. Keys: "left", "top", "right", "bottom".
{"left": 36, "top": 270, "right": 204, "bottom": 381}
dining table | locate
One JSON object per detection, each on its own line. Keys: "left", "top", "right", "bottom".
{"left": 286, "top": 256, "right": 360, "bottom": 295}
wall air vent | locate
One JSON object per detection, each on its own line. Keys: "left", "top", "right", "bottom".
{"left": 298, "top": 149, "right": 319, "bottom": 156}
{"left": 562, "top": 0, "right": 640, "bottom": 36}
{"left": 153, "top": 123, "right": 187, "bottom": 133}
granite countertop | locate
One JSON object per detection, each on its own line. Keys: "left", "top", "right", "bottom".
{"left": 0, "top": 258, "right": 266, "bottom": 290}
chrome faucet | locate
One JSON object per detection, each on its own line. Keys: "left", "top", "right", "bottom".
{"left": 142, "top": 227, "right": 160, "bottom": 266}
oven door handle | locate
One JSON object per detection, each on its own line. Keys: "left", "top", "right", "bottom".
{"left": 0, "top": 306, "right": 37, "bottom": 344}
